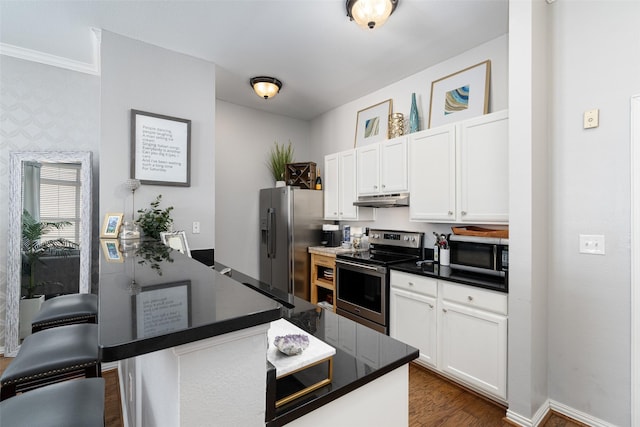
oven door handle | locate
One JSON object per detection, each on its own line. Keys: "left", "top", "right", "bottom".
{"left": 336, "top": 260, "right": 383, "bottom": 272}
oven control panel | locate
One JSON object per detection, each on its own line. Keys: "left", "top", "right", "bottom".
{"left": 368, "top": 229, "right": 423, "bottom": 249}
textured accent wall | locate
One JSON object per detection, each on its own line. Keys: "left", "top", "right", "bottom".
{"left": 0, "top": 56, "right": 100, "bottom": 349}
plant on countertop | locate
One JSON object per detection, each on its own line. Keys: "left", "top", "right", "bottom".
{"left": 22, "top": 210, "right": 79, "bottom": 299}
{"left": 136, "top": 195, "right": 174, "bottom": 240}
{"left": 267, "top": 140, "right": 294, "bottom": 183}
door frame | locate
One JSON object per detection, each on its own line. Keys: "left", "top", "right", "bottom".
{"left": 631, "top": 94, "right": 640, "bottom": 426}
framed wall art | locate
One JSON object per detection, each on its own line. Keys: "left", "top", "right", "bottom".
{"left": 354, "top": 99, "right": 392, "bottom": 147}
{"left": 131, "top": 109, "right": 191, "bottom": 187}
{"left": 428, "top": 60, "right": 491, "bottom": 129}
{"left": 101, "top": 213, "right": 124, "bottom": 238}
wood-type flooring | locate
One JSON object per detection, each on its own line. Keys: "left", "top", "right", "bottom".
{"left": 1, "top": 356, "right": 585, "bottom": 426}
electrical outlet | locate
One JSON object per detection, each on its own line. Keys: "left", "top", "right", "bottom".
{"left": 579, "top": 234, "right": 605, "bottom": 255}
{"left": 192, "top": 221, "right": 200, "bottom": 234}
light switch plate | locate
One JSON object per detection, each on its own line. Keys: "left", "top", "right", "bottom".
{"left": 579, "top": 234, "right": 605, "bottom": 255}
{"left": 584, "top": 109, "right": 599, "bottom": 129}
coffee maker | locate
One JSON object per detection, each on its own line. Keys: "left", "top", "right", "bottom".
{"left": 321, "top": 230, "right": 342, "bottom": 247}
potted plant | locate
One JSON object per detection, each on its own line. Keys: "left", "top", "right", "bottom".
{"left": 136, "top": 195, "right": 174, "bottom": 240}
{"left": 267, "top": 140, "right": 294, "bottom": 186}
{"left": 20, "top": 210, "right": 79, "bottom": 338}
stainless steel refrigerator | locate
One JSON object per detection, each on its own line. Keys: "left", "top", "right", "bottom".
{"left": 259, "top": 187, "right": 324, "bottom": 301}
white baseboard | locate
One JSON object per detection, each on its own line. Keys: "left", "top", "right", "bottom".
{"left": 507, "top": 399, "right": 617, "bottom": 427}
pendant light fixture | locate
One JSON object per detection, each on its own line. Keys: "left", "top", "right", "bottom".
{"left": 250, "top": 76, "right": 283, "bottom": 99}
{"left": 346, "top": 0, "right": 398, "bottom": 30}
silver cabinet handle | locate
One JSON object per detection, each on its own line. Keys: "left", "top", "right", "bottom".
{"left": 408, "top": 282, "right": 414, "bottom": 286}
{"left": 442, "top": 308, "right": 447, "bottom": 313}
{"left": 461, "top": 211, "right": 467, "bottom": 216}
{"left": 467, "top": 296, "right": 473, "bottom": 301}
{"left": 373, "top": 185, "right": 378, "bottom": 189}
{"left": 448, "top": 211, "right": 453, "bottom": 215}
{"left": 427, "top": 303, "right": 434, "bottom": 309}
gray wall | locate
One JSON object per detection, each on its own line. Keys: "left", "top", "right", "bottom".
{"left": 546, "top": 1, "right": 638, "bottom": 424}
{"left": 0, "top": 56, "right": 100, "bottom": 348}
{"left": 100, "top": 31, "right": 216, "bottom": 251}
{"left": 214, "top": 100, "right": 311, "bottom": 277}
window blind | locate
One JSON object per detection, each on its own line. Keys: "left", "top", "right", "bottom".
{"left": 39, "top": 162, "right": 81, "bottom": 244}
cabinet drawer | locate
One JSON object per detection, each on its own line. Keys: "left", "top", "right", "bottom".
{"left": 440, "top": 282, "right": 507, "bottom": 315}
{"left": 390, "top": 271, "right": 437, "bottom": 297}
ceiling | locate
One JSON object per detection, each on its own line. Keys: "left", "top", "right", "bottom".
{"left": 0, "top": 0, "right": 508, "bottom": 121}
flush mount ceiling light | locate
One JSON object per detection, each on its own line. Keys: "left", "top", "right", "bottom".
{"left": 346, "top": 0, "right": 398, "bottom": 30}
{"left": 250, "top": 76, "right": 283, "bottom": 99}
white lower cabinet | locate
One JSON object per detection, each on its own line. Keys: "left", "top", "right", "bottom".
{"left": 390, "top": 272, "right": 437, "bottom": 368}
{"left": 389, "top": 271, "right": 508, "bottom": 402}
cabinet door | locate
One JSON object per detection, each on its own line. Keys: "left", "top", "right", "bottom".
{"left": 458, "top": 110, "right": 509, "bottom": 223}
{"left": 323, "top": 153, "right": 339, "bottom": 220}
{"left": 339, "top": 150, "right": 359, "bottom": 220}
{"left": 356, "top": 144, "right": 380, "bottom": 195}
{"left": 409, "top": 125, "right": 456, "bottom": 221}
{"left": 439, "top": 299, "right": 507, "bottom": 400}
{"left": 390, "top": 287, "right": 437, "bottom": 368}
{"left": 380, "top": 137, "right": 408, "bottom": 193}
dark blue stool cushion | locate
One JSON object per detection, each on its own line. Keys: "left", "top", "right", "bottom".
{"left": 1, "top": 324, "right": 100, "bottom": 388}
{"left": 31, "top": 293, "right": 98, "bottom": 332}
{"left": 0, "top": 378, "right": 105, "bottom": 427}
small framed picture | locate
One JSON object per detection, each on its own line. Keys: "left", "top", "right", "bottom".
{"left": 354, "top": 99, "right": 393, "bottom": 147}
{"left": 101, "top": 239, "right": 124, "bottom": 263}
{"left": 160, "top": 231, "right": 191, "bottom": 257}
{"left": 428, "top": 60, "right": 491, "bottom": 129}
{"left": 101, "top": 213, "right": 124, "bottom": 238}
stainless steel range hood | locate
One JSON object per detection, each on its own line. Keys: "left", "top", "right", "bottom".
{"left": 353, "top": 193, "right": 410, "bottom": 208}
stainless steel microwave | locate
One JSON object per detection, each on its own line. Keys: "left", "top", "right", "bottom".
{"left": 448, "top": 235, "right": 509, "bottom": 277}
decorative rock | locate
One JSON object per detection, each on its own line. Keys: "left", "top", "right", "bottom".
{"left": 274, "top": 334, "right": 309, "bottom": 356}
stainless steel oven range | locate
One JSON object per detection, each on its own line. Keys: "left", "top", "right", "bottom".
{"left": 335, "top": 229, "right": 424, "bottom": 334}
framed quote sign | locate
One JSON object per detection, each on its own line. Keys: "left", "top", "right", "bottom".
{"left": 131, "top": 110, "right": 191, "bottom": 186}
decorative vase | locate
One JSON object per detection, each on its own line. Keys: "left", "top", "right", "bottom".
{"left": 19, "top": 295, "right": 45, "bottom": 339}
{"left": 389, "top": 113, "right": 405, "bottom": 138}
{"left": 275, "top": 180, "right": 286, "bottom": 188}
{"left": 409, "top": 93, "right": 419, "bottom": 133}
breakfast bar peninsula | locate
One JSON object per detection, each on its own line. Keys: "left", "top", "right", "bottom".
{"left": 98, "top": 241, "right": 417, "bottom": 426}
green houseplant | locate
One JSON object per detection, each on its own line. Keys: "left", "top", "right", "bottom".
{"left": 267, "top": 140, "right": 294, "bottom": 184}
{"left": 136, "top": 195, "right": 174, "bottom": 240}
{"left": 21, "top": 210, "right": 79, "bottom": 299}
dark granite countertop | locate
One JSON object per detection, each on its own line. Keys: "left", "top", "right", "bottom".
{"left": 97, "top": 240, "right": 281, "bottom": 362}
{"left": 217, "top": 261, "right": 420, "bottom": 426}
{"left": 98, "top": 241, "right": 417, "bottom": 424}
{"left": 391, "top": 260, "right": 508, "bottom": 293}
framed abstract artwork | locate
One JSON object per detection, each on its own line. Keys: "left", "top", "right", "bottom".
{"left": 428, "top": 60, "right": 491, "bottom": 129}
{"left": 354, "top": 99, "right": 393, "bottom": 147}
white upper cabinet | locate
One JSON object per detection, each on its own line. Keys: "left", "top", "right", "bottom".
{"left": 357, "top": 137, "right": 408, "bottom": 196}
{"left": 458, "top": 110, "right": 509, "bottom": 223}
{"left": 324, "top": 149, "right": 374, "bottom": 221}
{"left": 409, "top": 110, "right": 509, "bottom": 224}
{"left": 409, "top": 125, "right": 457, "bottom": 221}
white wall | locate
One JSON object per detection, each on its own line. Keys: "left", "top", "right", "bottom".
{"left": 215, "top": 100, "right": 311, "bottom": 277}
{"left": 545, "top": 1, "right": 639, "bottom": 425}
{"left": 0, "top": 56, "right": 100, "bottom": 348}
{"left": 100, "top": 31, "right": 216, "bottom": 251}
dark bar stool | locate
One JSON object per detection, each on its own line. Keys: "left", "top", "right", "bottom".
{"left": 31, "top": 293, "right": 98, "bottom": 333}
{"left": 0, "top": 324, "right": 101, "bottom": 401}
{"left": 0, "top": 378, "right": 105, "bottom": 427}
